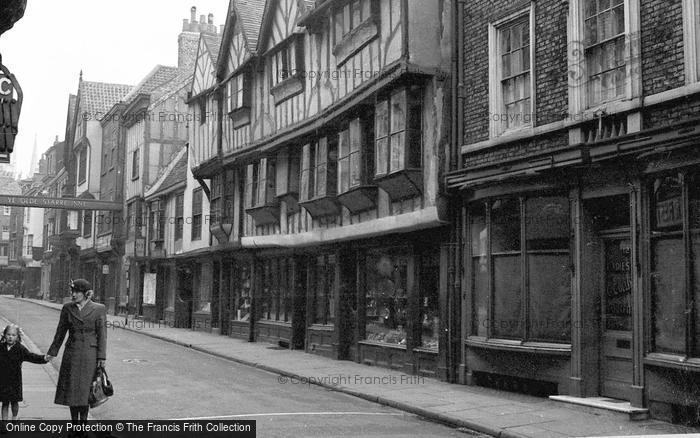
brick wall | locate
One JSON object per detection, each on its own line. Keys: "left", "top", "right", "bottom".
{"left": 463, "top": 130, "right": 568, "bottom": 168}
{"left": 462, "top": 0, "right": 569, "bottom": 166}
{"left": 640, "top": 0, "right": 685, "bottom": 96}
{"left": 643, "top": 95, "right": 700, "bottom": 129}
{"left": 178, "top": 32, "right": 200, "bottom": 72}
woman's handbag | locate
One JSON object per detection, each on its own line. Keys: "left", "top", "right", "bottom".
{"left": 88, "top": 365, "right": 113, "bottom": 408}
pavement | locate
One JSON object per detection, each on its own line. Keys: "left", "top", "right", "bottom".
{"left": 3, "top": 296, "right": 700, "bottom": 438}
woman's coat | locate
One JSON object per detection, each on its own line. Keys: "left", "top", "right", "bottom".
{"left": 48, "top": 300, "right": 107, "bottom": 406}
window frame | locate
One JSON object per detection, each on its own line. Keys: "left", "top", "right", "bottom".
{"left": 191, "top": 188, "right": 203, "bottom": 241}
{"left": 131, "top": 149, "right": 140, "bottom": 181}
{"left": 174, "top": 193, "right": 184, "bottom": 241}
{"left": 78, "top": 147, "right": 88, "bottom": 185}
{"left": 82, "top": 210, "right": 92, "bottom": 238}
{"left": 338, "top": 117, "right": 372, "bottom": 194}
{"left": 568, "top": 0, "right": 641, "bottom": 115}
{"left": 468, "top": 194, "right": 573, "bottom": 344}
{"left": 682, "top": 0, "right": 700, "bottom": 84}
{"left": 374, "top": 88, "right": 422, "bottom": 177}
{"left": 487, "top": 5, "right": 535, "bottom": 138}
{"left": 648, "top": 170, "right": 700, "bottom": 358}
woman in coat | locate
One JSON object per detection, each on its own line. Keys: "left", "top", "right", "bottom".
{"left": 46, "top": 279, "right": 107, "bottom": 421}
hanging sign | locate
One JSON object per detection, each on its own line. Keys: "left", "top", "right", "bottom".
{"left": 0, "top": 60, "right": 22, "bottom": 163}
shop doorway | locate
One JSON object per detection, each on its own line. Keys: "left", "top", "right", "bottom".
{"left": 584, "top": 193, "right": 633, "bottom": 400}
{"left": 600, "top": 234, "right": 633, "bottom": 400}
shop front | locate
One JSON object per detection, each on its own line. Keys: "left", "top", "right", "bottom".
{"left": 449, "top": 121, "right": 700, "bottom": 420}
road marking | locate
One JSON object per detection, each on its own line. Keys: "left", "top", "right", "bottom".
{"left": 173, "top": 412, "right": 409, "bottom": 421}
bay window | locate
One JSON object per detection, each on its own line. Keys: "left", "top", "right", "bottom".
{"left": 245, "top": 158, "right": 279, "bottom": 225}
{"left": 299, "top": 139, "right": 340, "bottom": 217}
{"left": 337, "top": 116, "right": 377, "bottom": 213}
{"left": 227, "top": 72, "right": 252, "bottom": 127}
{"left": 374, "top": 87, "right": 423, "bottom": 200}
{"left": 469, "top": 195, "right": 571, "bottom": 343}
{"left": 650, "top": 172, "right": 700, "bottom": 357}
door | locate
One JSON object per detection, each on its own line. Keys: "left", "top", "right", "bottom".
{"left": 600, "top": 235, "right": 633, "bottom": 400}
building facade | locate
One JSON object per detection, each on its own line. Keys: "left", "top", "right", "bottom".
{"left": 187, "top": 0, "right": 453, "bottom": 377}
{"left": 446, "top": 0, "right": 700, "bottom": 423}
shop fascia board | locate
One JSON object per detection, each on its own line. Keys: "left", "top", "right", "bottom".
{"left": 241, "top": 206, "right": 447, "bottom": 249}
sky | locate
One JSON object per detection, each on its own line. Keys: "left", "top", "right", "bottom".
{"left": 0, "top": 0, "right": 229, "bottom": 179}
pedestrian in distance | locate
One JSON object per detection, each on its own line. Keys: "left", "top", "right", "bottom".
{"left": 45, "top": 279, "right": 107, "bottom": 423}
{"left": 0, "top": 324, "right": 49, "bottom": 430}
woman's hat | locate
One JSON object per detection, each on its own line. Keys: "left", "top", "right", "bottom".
{"left": 70, "top": 279, "right": 92, "bottom": 293}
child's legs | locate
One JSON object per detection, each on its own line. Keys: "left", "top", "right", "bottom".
{"left": 10, "top": 403, "right": 17, "bottom": 419}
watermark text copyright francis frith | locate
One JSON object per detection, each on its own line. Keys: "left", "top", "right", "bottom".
{"left": 277, "top": 374, "right": 425, "bottom": 387}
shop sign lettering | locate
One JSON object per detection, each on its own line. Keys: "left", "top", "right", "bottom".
{"left": 656, "top": 197, "right": 682, "bottom": 228}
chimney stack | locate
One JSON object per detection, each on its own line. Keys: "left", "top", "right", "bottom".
{"left": 208, "top": 13, "right": 214, "bottom": 25}
{"left": 191, "top": 6, "right": 197, "bottom": 23}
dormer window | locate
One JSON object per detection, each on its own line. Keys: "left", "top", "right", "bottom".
{"left": 270, "top": 37, "right": 305, "bottom": 105}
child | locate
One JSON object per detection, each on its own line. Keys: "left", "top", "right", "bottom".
{"left": 0, "top": 324, "right": 48, "bottom": 423}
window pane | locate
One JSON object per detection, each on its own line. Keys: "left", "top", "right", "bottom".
{"left": 316, "top": 163, "right": 327, "bottom": 197}
{"left": 528, "top": 255, "right": 571, "bottom": 341}
{"left": 470, "top": 202, "right": 487, "bottom": 256}
{"left": 473, "top": 257, "right": 489, "bottom": 337}
{"left": 651, "top": 174, "right": 683, "bottom": 232}
{"left": 390, "top": 90, "right": 407, "bottom": 133}
{"left": 375, "top": 138, "right": 388, "bottom": 176}
{"left": 339, "top": 129, "right": 350, "bottom": 158}
{"left": 365, "top": 252, "right": 408, "bottom": 345}
{"left": 526, "top": 196, "right": 569, "bottom": 250}
{"left": 493, "top": 255, "right": 522, "bottom": 339}
{"left": 350, "top": 152, "right": 361, "bottom": 187}
{"left": 491, "top": 198, "right": 521, "bottom": 252}
{"left": 420, "top": 254, "right": 440, "bottom": 349}
{"left": 335, "top": 9, "right": 344, "bottom": 42}
{"left": 339, "top": 157, "right": 349, "bottom": 193}
{"left": 375, "top": 100, "right": 389, "bottom": 138}
{"left": 389, "top": 132, "right": 405, "bottom": 173}
{"left": 471, "top": 201, "right": 488, "bottom": 337}
{"left": 604, "top": 239, "right": 632, "bottom": 331}
{"left": 352, "top": 0, "right": 361, "bottom": 28}
{"left": 652, "top": 238, "right": 686, "bottom": 354}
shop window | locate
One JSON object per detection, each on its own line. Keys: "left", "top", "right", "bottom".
{"left": 365, "top": 250, "right": 409, "bottom": 346}
{"left": 299, "top": 139, "right": 340, "bottom": 218}
{"left": 312, "top": 255, "right": 336, "bottom": 326}
{"left": 192, "top": 188, "right": 203, "bottom": 241}
{"left": 374, "top": 87, "right": 423, "bottom": 200}
{"left": 234, "top": 265, "right": 251, "bottom": 321}
{"left": 259, "top": 258, "right": 293, "bottom": 323}
{"left": 469, "top": 195, "right": 571, "bottom": 343}
{"left": 175, "top": 192, "right": 184, "bottom": 241}
{"left": 650, "top": 172, "right": 700, "bottom": 357}
{"left": 419, "top": 252, "right": 440, "bottom": 350}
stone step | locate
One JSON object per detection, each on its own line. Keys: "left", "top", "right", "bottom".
{"left": 549, "top": 396, "right": 650, "bottom": 421}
